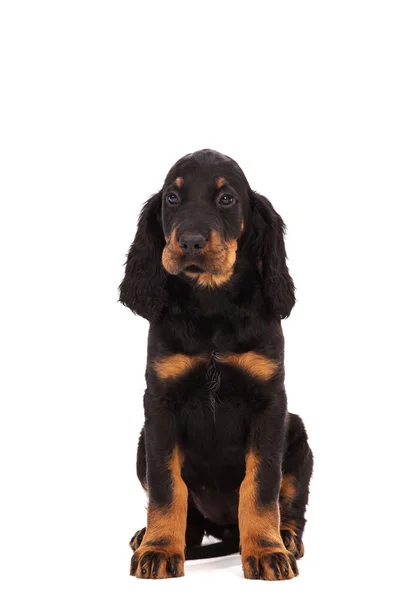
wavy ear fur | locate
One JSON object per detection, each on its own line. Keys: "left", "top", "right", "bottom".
{"left": 251, "top": 191, "right": 295, "bottom": 319}
{"left": 119, "top": 192, "right": 167, "bottom": 321}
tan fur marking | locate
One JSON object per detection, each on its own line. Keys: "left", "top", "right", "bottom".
{"left": 280, "top": 474, "right": 297, "bottom": 505}
{"left": 239, "top": 452, "right": 282, "bottom": 548}
{"left": 281, "top": 524, "right": 297, "bottom": 538}
{"left": 239, "top": 452, "right": 297, "bottom": 579}
{"left": 162, "top": 229, "right": 184, "bottom": 274}
{"left": 153, "top": 354, "right": 206, "bottom": 379}
{"left": 164, "top": 228, "right": 238, "bottom": 279}
{"left": 133, "top": 448, "right": 187, "bottom": 577}
{"left": 182, "top": 230, "right": 238, "bottom": 287}
{"left": 216, "top": 352, "right": 278, "bottom": 381}
{"left": 200, "top": 230, "right": 237, "bottom": 271}
{"left": 280, "top": 518, "right": 304, "bottom": 558}
{"left": 144, "top": 448, "right": 187, "bottom": 543}
{"left": 224, "top": 237, "right": 238, "bottom": 271}
{"left": 216, "top": 177, "right": 225, "bottom": 189}
{"left": 280, "top": 518, "right": 297, "bottom": 536}
{"left": 184, "top": 269, "right": 234, "bottom": 288}
{"left": 280, "top": 530, "right": 297, "bottom": 553}
{"left": 175, "top": 176, "right": 183, "bottom": 188}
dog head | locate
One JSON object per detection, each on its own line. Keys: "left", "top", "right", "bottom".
{"left": 160, "top": 151, "right": 247, "bottom": 285}
{"left": 119, "top": 149, "right": 295, "bottom": 321}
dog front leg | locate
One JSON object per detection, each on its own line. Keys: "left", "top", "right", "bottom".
{"left": 239, "top": 394, "right": 299, "bottom": 580}
{"left": 130, "top": 403, "right": 187, "bottom": 579}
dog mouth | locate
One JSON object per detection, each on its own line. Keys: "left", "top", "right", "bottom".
{"left": 165, "top": 254, "right": 223, "bottom": 276}
{"left": 183, "top": 264, "right": 204, "bottom": 274}
{"left": 161, "top": 229, "right": 238, "bottom": 279}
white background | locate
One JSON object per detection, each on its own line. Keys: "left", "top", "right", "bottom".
{"left": 1, "top": 1, "right": 399, "bottom": 598}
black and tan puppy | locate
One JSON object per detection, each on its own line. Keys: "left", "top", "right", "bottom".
{"left": 119, "top": 149, "right": 313, "bottom": 580}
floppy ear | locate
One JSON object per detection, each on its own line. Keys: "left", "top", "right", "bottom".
{"left": 251, "top": 191, "right": 295, "bottom": 319}
{"left": 119, "top": 191, "right": 167, "bottom": 321}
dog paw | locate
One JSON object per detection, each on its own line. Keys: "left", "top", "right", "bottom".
{"left": 280, "top": 528, "right": 304, "bottom": 559}
{"left": 242, "top": 544, "right": 299, "bottom": 580}
{"left": 129, "top": 527, "right": 146, "bottom": 551}
{"left": 130, "top": 544, "right": 185, "bottom": 579}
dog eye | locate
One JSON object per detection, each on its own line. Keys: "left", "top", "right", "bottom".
{"left": 219, "top": 194, "right": 234, "bottom": 206}
{"left": 166, "top": 193, "right": 179, "bottom": 205}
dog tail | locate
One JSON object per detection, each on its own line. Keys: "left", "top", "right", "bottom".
{"left": 185, "top": 539, "right": 239, "bottom": 560}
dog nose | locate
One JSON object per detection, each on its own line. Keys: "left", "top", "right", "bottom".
{"left": 178, "top": 233, "right": 207, "bottom": 255}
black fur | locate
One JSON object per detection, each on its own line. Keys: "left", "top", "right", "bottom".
{"left": 251, "top": 191, "right": 295, "bottom": 319}
{"left": 119, "top": 191, "right": 167, "bottom": 321}
{"left": 120, "top": 149, "right": 313, "bottom": 580}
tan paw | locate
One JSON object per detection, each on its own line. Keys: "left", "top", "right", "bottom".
{"left": 280, "top": 528, "right": 304, "bottom": 559}
{"left": 242, "top": 542, "right": 299, "bottom": 580}
{"left": 129, "top": 527, "right": 146, "bottom": 551}
{"left": 130, "top": 544, "right": 184, "bottom": 579}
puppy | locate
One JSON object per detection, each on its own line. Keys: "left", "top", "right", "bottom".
{"left": 119, "top": 149, "right": 313, "bottom": 580}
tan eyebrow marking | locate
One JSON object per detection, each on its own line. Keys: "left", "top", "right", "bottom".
{"left": 175, "top": 177, "right": 183, "bottom": 188}
{"left": 216, "top": 177, "right": 225, "bottom": 189}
